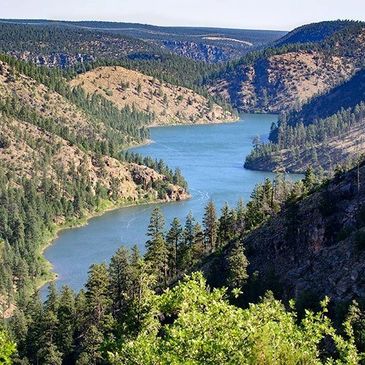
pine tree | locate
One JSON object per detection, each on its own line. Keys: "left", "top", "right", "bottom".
{"left": 85, "top": 263, "right": 112, "bottom": 325}
{"left": 218, "top": 202, "right": 232, "bottom": 246}
{"left": 303, "top": 166, "right": 317, "bottom": 191}
{"left": 179, "top": 211, "right": 195, "bottom": 268}
{"left": 234, "top": 198, "right": 246, "bottom": 236}
{"left": 145, "top": 207, "right": 169, "bottom": 287}
{"left": 109, "top": 247, "right": 131, "bottom": 320}
{"left": 166, "top": 217, "right": 183, "bottom": 277}
{"left": 226, "top": 242, "right": 249, "bottom": 290}
{"left": 203, "top": 201, "right": 218, "bottom": 252}
{"left": 56, "top": 286, "right": 76, "bottom": 362}
{"left": 191, "top": 223, "right": 205, "bottom": 264}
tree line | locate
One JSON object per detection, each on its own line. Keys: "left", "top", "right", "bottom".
{"left": 246, "top": 101, "right": 365, "bottom": 173}
{"left": 4, "top": 170, "right": 365, "bottom": 364}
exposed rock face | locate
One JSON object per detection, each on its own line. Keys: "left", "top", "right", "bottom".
{"left": 162, "top": 40, "right": 230, "bottom": 63}
{"left": 164, "top": 185, "right": 189, "bottom": 202}
{"left": 0, "top": 60, "right": 189, "bottom": 211}
{"left": 209, "top": 26, "right": 365, "bottom": 113}
{"left": 210, "top": 51, "right": 355, "bottom": 113}
{"left": 129, "top": 164, "right": 190, "bottom": 202}
{"left": 242, "top": 162, "right": 365, "bottom": 302}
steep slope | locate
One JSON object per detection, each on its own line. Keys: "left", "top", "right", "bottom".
{"left": 274, "top": 20, "right": 362, "bottom": 46}
{"left": 69, "top": 66, "right": 236, "bottom": 125}
{"left": 0, "top": 22, "right": 159, "bottom": 68}
{"left": 245, "top": 69, "right": 365, "bottom": 173}
{"left": 0, "top": 116, "right": 187, "bottom": 204}
{"left": 245, "top": 122, "right": 365, "bottom": 173}
{"left": 0, "top": 57, "right": 189, "bottom": 310}
{"left": 285, "top": 68, "right": 365, "bottom": 126}
{"left": 209, "top": 22, "right": 365, "bottom": 113}
{"left": 205, "top": 162, "right": 365, "bottom": 303}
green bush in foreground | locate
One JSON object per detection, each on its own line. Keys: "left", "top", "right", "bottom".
{"left": 109, "top": 272, "right": 361, "bottom": 365}
{"left": 0, "top": 329, "right": 16, "bottom": 365}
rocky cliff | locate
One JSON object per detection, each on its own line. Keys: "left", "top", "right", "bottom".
{"left": 204, "top": 162, "right": 365, "bottom": 303}
{"left": 247, "top": 163, "right": 365, "bottom": 302}
{"left": 209, "top": 23, "right": 365, "bottom": 113}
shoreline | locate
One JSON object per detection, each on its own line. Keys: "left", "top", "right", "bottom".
{"left": 37, "top": 193, "right": 191, "bottom": 291}
{"left": 37, "top": 115, "right": 240, "bottom": 292}
{"left": 148, "top": 115, "right": 240, "bottom": 129}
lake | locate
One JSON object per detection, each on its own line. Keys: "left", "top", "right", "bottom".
{"left": 42, "top": 114, "right": 298, "bottom": 293}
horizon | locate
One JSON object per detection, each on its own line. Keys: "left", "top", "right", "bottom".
{"left": 1, "top": 17, "right": 363, "bottom": 34}
{"left": 2, "top": 0, "right": 365, "bottom": 31}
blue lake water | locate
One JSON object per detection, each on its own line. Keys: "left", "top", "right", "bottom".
{"left": 42, "top": 114, "right": 300, "bottom": 293}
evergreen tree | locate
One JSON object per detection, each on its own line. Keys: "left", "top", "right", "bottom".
{"left": 191, "top": 223, "right": 205, "bottom": 265}
{"left": 85, "top": 263, "right": 112, "bottom": 325}
{"left": 203, "top": 201, "right": 218, "bottom": 252}
{"left": 145, "top": 208, "right": 169, "bottom": 287}
{"left": 218, "top": 202, "right": 233, "bottom": 246}
{"left": 226, "top": 242, "right": 249, "bottom": 291}
{"left": 56, "top": 286, "right": 76, "bottom": 362}
{"left": 109, "top": 247, "right": 131, "bottom": 320}
{"left": 303, "top": 166, "right": 317, "bottom": 191}
{"left": 166, "top": 217, "right": 183, "bottom": 278}
{"left": 234, "top": 198, "right": 246, "bottom": 236}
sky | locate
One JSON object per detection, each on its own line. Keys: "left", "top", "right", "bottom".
{"left": 1, "top": 0, "right": 365, "bottom": 31}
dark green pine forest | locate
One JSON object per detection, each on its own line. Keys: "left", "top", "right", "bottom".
{"left": 1, "top": 18, "right": 365, "bottom": 365}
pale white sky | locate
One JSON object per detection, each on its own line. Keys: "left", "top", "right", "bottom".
{"left": 2, "top": 0, "right": 365, "bottom": 30}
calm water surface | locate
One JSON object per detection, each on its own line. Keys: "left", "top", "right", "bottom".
{"left": 42, "top": 114, "right": 299, "bottom": 294}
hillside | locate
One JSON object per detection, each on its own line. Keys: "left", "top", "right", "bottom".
{"left": 0, "top": 56, "right": 189, "bottom": 310}
{"left": 203, "top": 161, "right": 365, "bottom": 303}
{"left": 274, "top": 20, "right": 362, "bottom": 46}
{"left": 245, "top": 69, "right": 365, "bottom": 173}
{"left": 0, "top": 20, "right": 286, "bottom": 63}
{"left": 69, "top": 66, "right": 235, "bottom": 125}
{"left": 209, "top": 22, "right": 365, "bottom": 113}
{"left": 0, "top": 22, "right": 159, "bottom": 68}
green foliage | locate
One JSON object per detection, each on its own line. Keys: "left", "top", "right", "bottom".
{"left": 0, "top": 54, "right": 187, "bottom": 307}
{"left": 203, "top": 200, "right": 218, "bottom": 253}
{"left": 109, "top": 273, "right": 360, "bottom": 365}
{"left": 226, "top": 242, "right": 249, "bottom": 291}
{"left": 0, "top": 328, "right": 16, "bottom": 365}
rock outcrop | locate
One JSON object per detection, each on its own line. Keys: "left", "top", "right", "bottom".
{"left": 243, "top": 162, "right": 365, "bottom": 302}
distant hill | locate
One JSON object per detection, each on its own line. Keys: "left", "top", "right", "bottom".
{"left": 69, "top": 66, "right": 235, "bottom": 125}
{"left": 274, "top": 20, "right": 362, "bottom": 46}
{"left": 0, "top": 22, "right": 160, "bottom": 68}
{"left": 0, "top": 19, "right": 286, "bottom": 63}
{"left": 209, "top": 21, "right": 365, "bottom": 113}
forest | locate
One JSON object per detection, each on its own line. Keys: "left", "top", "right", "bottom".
{"left": 2, "top": 16, "right": 365, "bottom": 365}
{"left": 0, "top": 54, "right": 189, "bottom": 323}
{"left": 2, "top": 168, "right": 365, "bottom": 364}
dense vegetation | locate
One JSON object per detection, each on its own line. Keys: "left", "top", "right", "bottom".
{"left": 3, "top": 17, "right": 365, "bottom": 365}
{"left": 0, "top": 20, "right": 285, "bottom": 63}
{"left": 274, "top": 20, "right": 363, "bottom": 46}
{"left": 245, "top": 66, "right": 365, "bottom": 173}
{"left": 4, "top": 169, "right": 365, "bottom": 364}
{"left": 0, "top": 55, "right": 187, "bottom": 313}
{"left": 0, "top": 22, "right": 158, "bottom": 67}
